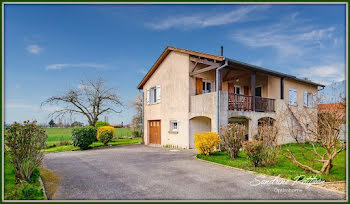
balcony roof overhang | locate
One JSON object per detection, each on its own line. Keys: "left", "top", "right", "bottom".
{"left": 226, "top": 58, "right": 325, "bottom": 87}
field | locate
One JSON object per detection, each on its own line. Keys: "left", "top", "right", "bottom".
{"left": 45, "top": 127, "right": 138, "bottom": 146}
{"left": 197, "top": 143, "right": 346, "bottom": 182}
{"left": 44, "top": 127, "right": 141, "bottom": 152}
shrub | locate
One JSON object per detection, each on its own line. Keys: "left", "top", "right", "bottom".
{"left": 255, "top": 124, "right": 279, "bottom": 165}
{"left": 99, "top": 130, "right": 114, "bottom": 145}
{"left": 5, "top": 121, "right": 47, "bottom": 182}
{"left": 194, "top": 132, "right": 221, "bottom": 156}
{"left": 71, "top": 126, "right": 97, "bottom": 150}
{"left": 220, "top": 124, "right": 245, "bottom": 158}
{"left": 132, "top": 131, "right": 140, "bottom": 138}
{"left": 29, "top": 167, "right": 40, "bottom": 183}
{"left": 95, "top": 121, "right": 110, "bottom": 129}
{"left": 243, "top": 141, "right": 266, "bottom": 167}
{"left": 21, "top": 184, "right": 43, "bottom": 200}
{"left": 97, "top": 126, "right": 115, "bottom": 140}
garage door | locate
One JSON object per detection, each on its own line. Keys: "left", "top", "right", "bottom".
{"left": 149, "top": 120, "right": 161, "bottom": 144}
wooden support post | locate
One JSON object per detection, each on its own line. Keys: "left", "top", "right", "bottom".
{"left": 251, "top": 71, "right": 256, "bottom": 111}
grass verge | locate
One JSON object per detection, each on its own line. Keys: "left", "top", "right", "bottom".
{"left": 4, "top": 155, "right": 45, "bottom": 200}
{"left": 43, "top": 137, "right": 142, "bottom": 153}
{"left": 40, "top": 167, "right": 60, "bottom": 199}
{"left": 197, "top": 143, "right": 346, "bottom": 182}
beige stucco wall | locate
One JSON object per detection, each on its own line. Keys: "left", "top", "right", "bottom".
{"left": 142, "top": 51, "right": 320, "bottom": 148}
{"left": 143, "top": 51, "right": 191, "bottom": 148}
{"left": 189, "top": 116, "right": 212, "bottom": 148}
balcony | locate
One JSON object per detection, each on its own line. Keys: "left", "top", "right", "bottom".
{"left": 228, "top": 93, "right": 275, "bottom": 112}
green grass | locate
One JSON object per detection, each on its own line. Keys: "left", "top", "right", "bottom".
{"left": 4, "top": 155, "right": 45, "bottom": 200}
{"left": 44, "top": 127, "right": 139, "bottom": 147}
{"left": 44, "top": 127, "right": 72, "bottom": 146}
{"left": 197, "top": 143, "right": 346, "bottom": 182}
{"left": 43, "top": 137, "right": 142, "bottom": 153}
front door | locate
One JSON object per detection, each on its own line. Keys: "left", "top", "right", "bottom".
{"left": 149, "top": 120, "right": 161, "bottom": 144}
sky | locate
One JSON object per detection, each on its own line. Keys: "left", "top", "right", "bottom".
{"left": 4, "top": 4, "right": 346, "bottom": 125}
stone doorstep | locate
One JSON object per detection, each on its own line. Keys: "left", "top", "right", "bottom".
{"left": 195, "top": 156, "right": 346, "bottom": 196}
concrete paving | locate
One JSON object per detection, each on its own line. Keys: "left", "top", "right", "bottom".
{"left": 42, "top": 145, "right": 345, "bottom": 200}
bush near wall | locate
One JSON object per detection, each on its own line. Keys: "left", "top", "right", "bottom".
{"left": 71, "top": 126, "right": 97, "bottom": 150}
{"left": 194, "top": 132, "right": 221, "bottom": 156}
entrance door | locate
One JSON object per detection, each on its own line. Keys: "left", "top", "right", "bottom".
{"left": 149, "top": 120, "right": 161, "bottom": 144}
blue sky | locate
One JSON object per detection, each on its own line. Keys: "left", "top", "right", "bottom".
{"left": 4, "top": 4, "right": 346, "bottom": 125}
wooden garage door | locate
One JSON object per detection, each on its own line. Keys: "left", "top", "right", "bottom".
{"left": 149, "top": 120, "right": 161, "bottom": 144}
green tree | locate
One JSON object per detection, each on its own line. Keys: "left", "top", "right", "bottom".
{"left": 48, "top": 119, "right": 55, "bottom": 128}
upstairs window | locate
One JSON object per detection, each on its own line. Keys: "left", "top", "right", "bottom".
{"left": 289, "top": 88, "right": 297, "bottom": 106}
{"left": 202, "top": 80, "right": 213, "bottom": 94}
{"left": 303, "top": 91, "right": 316, "bottom": 107}
{"left": 146, "top": 85, "right": 161, "bottom": 105}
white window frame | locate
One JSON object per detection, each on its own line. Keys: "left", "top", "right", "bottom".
{"left": 146, "top": 85, "right": 161, "bottom": 105}
{"left": 304, "top": 91, "right": 316, "bottom": 108}
{"left": 289, "top": 88, "right": 297, "bottom": 106}
{"left": 170, "top": 120, "right": 179, "bottom": 132}
{"left": 234, "top": 85, "right": 242, "bottom": 95}
{"left": 202, "top": 80, "right": 214, "bottom": 94}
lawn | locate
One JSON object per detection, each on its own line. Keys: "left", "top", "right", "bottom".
{"left": 4, "top": 155, "right": 45, "bottom": 200}
{"left": 197, "top": 143, "right": 346, "bottom": 182}
{"left": 43, "top": 137, "right": 142, "bottom": 152}
{"left": 44, "top": 127, "right": 138, "bottom": 147}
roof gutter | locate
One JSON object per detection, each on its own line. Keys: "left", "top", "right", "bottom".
{"left": 216, "top": 58, "right": 228, "bottom": 133}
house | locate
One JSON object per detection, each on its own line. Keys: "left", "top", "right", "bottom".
{"left": 137, "top": 46, "right": 324, "bottom": 148}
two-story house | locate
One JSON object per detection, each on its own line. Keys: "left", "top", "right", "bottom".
{"left": 137, "top": 46, "right": 324, "bottom": 149}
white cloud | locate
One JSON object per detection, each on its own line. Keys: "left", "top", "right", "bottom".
{"left": 6, "top": 104, "right": 35, "bottom": 109}
{"left": 26, "top": 44, "right": 42, "bottom": 54}
{"left": 45, "top": 63, "right": 105, "bottom": 70}
{"left": 295, "top": 63, "right": 345, "bottom": 85}
{"left": 148, "top": 5, "right": 270, "bottom": 30}
{"left": 230, "top": 13, "right": 337, "bottom": 57}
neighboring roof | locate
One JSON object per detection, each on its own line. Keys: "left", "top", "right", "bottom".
{"left": 137, "top": 46, "right": 325, "bottom": 89}
{"left": 227, "top": 58, "right": 325, "bottom": 87}
{"left": 318, "top": 103, "right": 345, "bottom": 113}
{"left": 137, "top": 46, "right": 224, "bottom": 89}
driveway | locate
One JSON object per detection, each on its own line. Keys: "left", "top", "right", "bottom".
{"left": 42, "top": 145, "right": 345, "bottom": 200}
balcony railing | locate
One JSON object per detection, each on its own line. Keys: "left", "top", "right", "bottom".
{"left": 228, "top": 93, "right": 275, "bottom": 112}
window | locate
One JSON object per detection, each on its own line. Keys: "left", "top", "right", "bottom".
{"left": 170, "top": 120, "right": 178, "bottom": 132}
{"left": 234, "top": 85, "right": 241, "bottom": 94}
{"left": 202, "top": 81, "right": 213, "bottom": 94}
{"left": 255, "top": 86, "right": 262, "bottom": 97}
{"left": 289, "top": 88, "right": 297, "bottom": 106}
{"left": 303, "top": 91, "right": 316, "bottom": 107}
{"left": 146, "top": 85, "right": 161, "bottom": 105}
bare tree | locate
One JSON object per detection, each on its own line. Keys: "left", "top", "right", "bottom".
{"left": 129, "top": 94, "right": 142, "bottom": 132}
{"left": 42, "top": 78, "right": 123, "bottom": 126}
{"left": 282, "top": 89, "right": 346, "bottom": 175}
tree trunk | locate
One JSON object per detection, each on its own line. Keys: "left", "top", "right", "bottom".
{"left": 321, "top": 159, "right": 333, "bottom": 175}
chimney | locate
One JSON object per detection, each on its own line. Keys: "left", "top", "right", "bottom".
{"left": 220, "top": 46, "right": 224, "bottom": 56}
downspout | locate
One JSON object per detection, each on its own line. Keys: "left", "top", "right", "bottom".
{"left": 216, "top": 58, "right": 228, "bottom": 133}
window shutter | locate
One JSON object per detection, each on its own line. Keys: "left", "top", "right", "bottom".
{"left": 146, "top": 89, "right": 150, "bottom": 105}
{"left": 293, "top": 89, "right": 297, "bottom": 105}
{"left": 156, "top": 85, "right": 161, "bottom": 103}
{"left": 289, "top": 89, "right": 297, "bottom": 105}
{"left": 303, "top": 91, "right": 308, "bottom": 107}
{"left": 196, "top": 78, "right": 203, "bottom": 95}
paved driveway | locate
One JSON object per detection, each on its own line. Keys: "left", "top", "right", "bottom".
{"left": 43, "top": 145, "right": 345, "bottom": 200}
